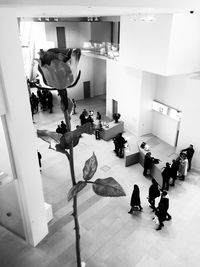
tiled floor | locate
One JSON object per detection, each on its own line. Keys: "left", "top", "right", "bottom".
{"left": 1, "top": 94, "right": 200, "bottom": 267}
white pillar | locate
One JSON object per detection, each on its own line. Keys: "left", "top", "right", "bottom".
{"left": 0, "top": 8, "right": 48, "bottom": 246}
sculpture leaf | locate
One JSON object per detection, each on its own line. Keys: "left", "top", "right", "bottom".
{"left": 68, "top": 181, "right": 87, "bottom": 201}
{"left": 37, "top": 129, "right": 61, "bottom": 145}
{"left": 83, "top": 153, "right": 98, "bottom": 181}
{"left": 92, "top": 177, "right": 126, "bottom": 197}
{"left": 59, "top": 122, "right": 94, "bottom": 150}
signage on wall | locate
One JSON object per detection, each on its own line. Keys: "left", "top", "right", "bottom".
{"left": 152, "top": 101, "right": 168, "bottom": 115}
{"left": 152, "top": 100, "right": 182, "bottom": 121}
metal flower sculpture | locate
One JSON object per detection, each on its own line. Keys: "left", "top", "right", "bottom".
{"left": 34, "top": 48, "right": 81, "bottom": 130}
{"left": 36, "top": 48, "right": 126, "bottom": 267}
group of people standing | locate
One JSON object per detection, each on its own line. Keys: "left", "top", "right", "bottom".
{"left": 128, "top": 180, "right": 171, "bottom": 231}
{"left": 143, "top": 144, "right": 195, "bottom": 191}
{"left": 79, "top": 109, "right": 103, "bottom": 140}
{"left": 30, "top": 89, "right": 53, "bottom": 120}
{"left": 79, "top": 109, "right": 94, "bottom": 125}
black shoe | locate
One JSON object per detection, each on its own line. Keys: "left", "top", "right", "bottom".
{"left": 156, "top": 226, "right": 162, "bottom": 231}
{"left": 128, "top": 211, "right": 132, "bottom": 214}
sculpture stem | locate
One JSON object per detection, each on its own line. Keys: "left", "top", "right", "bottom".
{"left": 64, "top": 106, "right": 81, "bottom": 267}
{"left": 68, "top": 144, "right": 82, "bottom": 267}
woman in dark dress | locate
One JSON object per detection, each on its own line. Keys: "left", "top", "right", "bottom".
{"left": 128, "top": 184, "right": 143, "bottom": 213}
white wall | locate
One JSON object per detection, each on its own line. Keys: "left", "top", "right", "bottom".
{"left": 45, "top": 21, "right": 82, "bottom": 48}
{"left": 0, "top": 67, "right": 7, "bottom": 115}
{"left": 33, "top": 22, "right": 50, "bottom": 52}
{"left": 155, "top": 74, "right": 200, "bottom": 170}
{"left": 152, "top": 111, "right": 179, "bottom": 146}
{"left": 0, "top": 9, "right": 48, "bottom": 246}
{"left": 68, "top": 55, "right": 106, "bottom": 100}
{"left": 67, "top": 54, "right": 94, "bottom": 100}
{"left": 93, "top": 58, "right": 106, "bottom": 96}
{"left": 119, "top": 15, "right": 172, "bottom": 75}
{"left": 106, "top": 60, "right": 143, "bottom": 136}
{"left": 79, "top": 22, "right": 91, "bottom": 46}
{"left": 139, "top": 72, "right": 156, "bottom": 136}
{"left": 167, "top": 13, "right": 200, "bottom": 75}
{"left": 0, "top": 118, "right": 12, "bottom": 177}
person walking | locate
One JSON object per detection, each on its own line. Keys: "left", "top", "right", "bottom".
{"left": 128, "top": 184, "right": 143, "bottom": 213}
{"left": 148, "top": 178, "right": 160, "bottom": 211}
{"left": 155, "top": 191, "right": 171, "bottom": 230}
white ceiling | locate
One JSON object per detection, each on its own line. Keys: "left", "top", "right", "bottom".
{"left": 0, "top": 0, "right": 199, "bottom": 17}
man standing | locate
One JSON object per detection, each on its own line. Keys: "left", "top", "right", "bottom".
{"left": 162, "top": 162, "right": 171, "bottom": 191}
{"left": 143, "top": 152, "right": 153, "bottom": 176}
{"left": 182, "top": 144, "right": 195, "bottom": 171}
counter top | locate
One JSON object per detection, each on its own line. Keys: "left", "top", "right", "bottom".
{"left": 82, "top": 50, "right": 119, "bottom": 61}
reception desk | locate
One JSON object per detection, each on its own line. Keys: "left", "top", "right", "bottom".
{"left": 100, "top": 121, "right": 124, "bottom": 141}
{"left": 139, "top": 134, "right": 177, "bottom": 187}
{"left": 124, "top": 134, "right": 177, "bottom": 187}
{"left": 124, "top": 137, "right": 139, "bottom": 167}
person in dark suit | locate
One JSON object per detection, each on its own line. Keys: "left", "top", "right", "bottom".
{"left": 56, "top": 125, "right": 63, "bottom": 134}
{"left": 181, "top": 144, "right": 195, "bottom": 171}
{"left": 170, "top": 159, "right": 179, "bottom": 186}
{"left": 79, "top": 109, "right": 88, "bottom": 125}
{"left": 37, "top": 151, "right": 42, "bottom": 171}
{"left": 60, "top": 121, "right": 67, "bottom": 134}
{"left": 155, "top": 191, "right": 171, "bottom": 230}
{"left": 116, "top": 133, "right": 127, "bottom": 158}
{"left": 162, "top": 162, "right": 171, "bottom": 191}
{"left": 128, "top": 184, "right": 143, "bottom": 213}
{"left": 148, "top": 178, "right": 160, "bottom": 211}
{"left": 47, "top": 90, "right": 53, "bottom": 113}
{"left": 143, "top": 152, "right": 153, "bottom": 176}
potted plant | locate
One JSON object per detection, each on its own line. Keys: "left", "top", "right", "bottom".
{"left": 113, "top": 113, "right": 121, "bottom": 123}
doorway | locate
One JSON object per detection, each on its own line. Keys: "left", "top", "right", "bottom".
{"left": 83, "top": 81, "right": 91, "bottom": 98}
{"left": 56, "top": 27, "right": 66, "bottom": 49}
